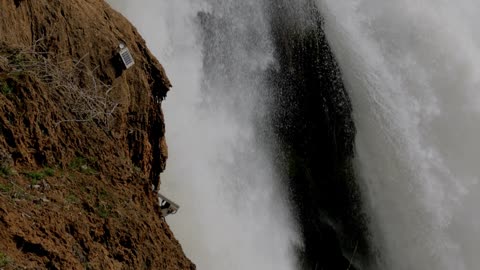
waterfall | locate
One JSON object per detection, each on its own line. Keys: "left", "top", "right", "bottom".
{"left": 107, "top": 0, "right": 480, "bottom": 269}
{"left": 318, "top": 1, "right": 480, "bottom": 269}
{"left": 107, "top": 1, "right": 300, "bottom": 269}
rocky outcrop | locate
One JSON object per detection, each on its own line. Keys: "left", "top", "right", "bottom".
{"left": 267, "top": 1, "right": 370, "bottom": 269}
{"left": 0, "top": 0, "right": 193, "bottom": 269}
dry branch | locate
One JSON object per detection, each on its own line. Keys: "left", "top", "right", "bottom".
{"left": 1, "top": 40, "right": 119, "bottom": 131}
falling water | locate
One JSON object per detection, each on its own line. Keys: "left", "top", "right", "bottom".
{"left": 108, "top": 0, "right": 480, "bottom": 269}
{"left": 107, "top": 1, "right": 299, "bottom": 269}
{"left": 318, "top": 1, "right": 480, "bottom": 269}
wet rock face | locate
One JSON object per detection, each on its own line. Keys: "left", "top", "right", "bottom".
{"left": 266, "top": 2, "right": 370, "bottom": 269}
{"left": 195, "top": 1, "right": 370, "bottom": 268}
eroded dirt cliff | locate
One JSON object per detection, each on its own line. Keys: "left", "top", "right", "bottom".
{"left": 0, "top": 0, "right": 194, "bottom": 269}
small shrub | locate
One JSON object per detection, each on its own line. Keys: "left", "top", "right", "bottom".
{"left": 81, "top": 166, "right": 97, "bottom": 175}
{"left": 0, "top": 183, "right": 12, "bottom": 193}
{"left": 69, "top": 157, "right": 87, "bottom": 170}
{"left": 0, "top": 166, "right": 13, "bottom": 177}
{"left": 25, "top": 167, "right": 55, "bottom": 184}
{"left": 0, "top": 252, "right": 11, "bottom": 267}
{"left": 132, "top": 165, "right": 141, "bottom": 174}
{"left": 98, "top": 188, "right": 109, "bottom": 201}
{"left": 43, "top": 167, "right": 55, "bottom": 176}
{"left": 96, "top": 204, "right": 111, "bottom": 219}
{"left": 87, "top": 156, "right": 98, "bottom": 164}
{"left": 25, "top": 167, "right": 55, "bottom": 185}
{"left": 65, "top": 193, "right": 79, "bottom": 204}
{"left": 0, "top": 83, "right": 12, "bottom": 96}
{"left": 0, "top": 184, "right": 29, "bottom": 200}
{"left": 83, "top": 262, "right": 92, "bottom": 270}
{"left": 26, "top": 171, "right": 45, "bottom": 183}
{"left": 69, "top": 157, "right": 97, "bottom": 175}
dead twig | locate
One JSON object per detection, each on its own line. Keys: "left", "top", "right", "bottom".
{"left": 1, "top": 44, "right": 119, "bottom": 131}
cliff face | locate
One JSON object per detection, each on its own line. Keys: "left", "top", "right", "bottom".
{"left": 0, "top": 0, "right": 194, "bottom": 269}
{"left": 267, "top": 2, "right": 370, "bottom": 269}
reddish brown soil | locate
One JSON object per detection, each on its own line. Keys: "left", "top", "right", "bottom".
{"left": 0, "top": 0, "right": 194, "bottom": 269}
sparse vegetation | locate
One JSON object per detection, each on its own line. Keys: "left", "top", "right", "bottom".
{"left": 94, "top": 187, "right": 115, "bottom": 219}
{"left": 98, "top": 188, "right": 109, "bottom": 201}
{"left": 25, "top": 167, "right": 56, "bottom": 184}
{"left": 69, "top": 157, "right": 87, "bottom": 170}
{"left": 0, "top": 252, "right": 11, "bottom": 267}
{"left": 43, "top": 167, "right": 55, "bottom": 176}
{"left": 0, "top": 165, "right": 13, "bottom": 177}
{"left": 65, "top": 193, "right": 79, "bottom": 204}
{"left": 0, "top": 181, "right": 29, "bottom": 200}
{"left": 132, "top": 165, "right": 141, "bottom": 174}
{"left": 81, "top": 166, "right": 97, "bottom": 175}
{"left": 96, "top": 204, "right": 112, "bottom": 219}
{"left": 0, "top": 82, "right": 13, "bottom": 96}
{"left": 26, "top": 172, "right": 45, "bottom": 183}
{"left": 83, "top": 262, "right": 93, "bottom": 270}
{"left": 0, "top": 149, "right": 14, "bottom": 177}
{"left": 0, "top": 182, "right": 12, "bottom": 193}
{"left": 0, "top": 39, "right": 119, "bottom": 130}
{"left": 69, "top": 156, "right": 97, "bottom": 175}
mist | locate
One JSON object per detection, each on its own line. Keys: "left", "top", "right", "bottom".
{"left": 318, "top": 0, "right": 480, "bottom": 269}
{"left": 107, "top": 1, "right": 300, "bottom": 269}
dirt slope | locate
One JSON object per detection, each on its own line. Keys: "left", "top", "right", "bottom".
{"left": 0, "top": 0, "right": 194, "bottom": 269}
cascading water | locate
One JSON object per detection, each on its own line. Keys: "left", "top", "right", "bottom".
{"left": 109, "top": 0, "right": 480, "bottom": 269}
{"left": 107, "top": 1, "right": 300, "bottom": 269}
{"left": 318, "top": 1, "right": 480, "bottom": 269}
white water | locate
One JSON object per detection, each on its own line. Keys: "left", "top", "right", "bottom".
{"left": 318, "top": 1, "right": 480, "bottom": 269}
{"left": 107, "top": 1, "right": 299, "bottom": 269}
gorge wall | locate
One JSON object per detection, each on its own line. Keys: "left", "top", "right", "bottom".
{"left": 0, "top": 0, "right": 193, "bottom": 269}
{"left": 265, "top": 1, "right": 369, "bottom": 269}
